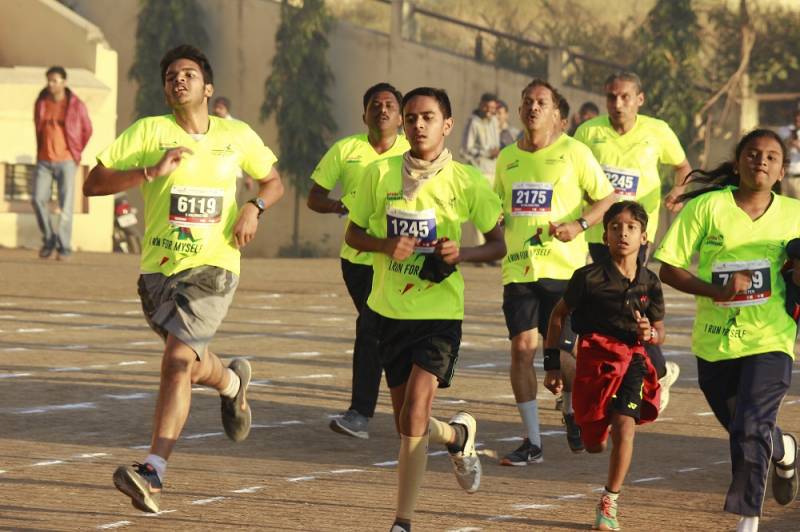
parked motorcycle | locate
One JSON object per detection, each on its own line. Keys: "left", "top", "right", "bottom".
{"left": 113, "top": 193, "right": 142, "bottom": 254}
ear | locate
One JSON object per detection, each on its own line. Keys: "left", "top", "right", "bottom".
{"left": 778, "top": 164, "right": 785, "bottom": 182}
{"left": 442, "top": 116, "right": 454, "bottom": 137}
{"left": 641, "top": 230, "right": 648, "bottom": 244}
{"left": 204, "top": 83, "right": 214, "bottom": 99}
{"left": 602, "top": 230, "right": 608, "bottom": 245}
{"left": 362, "top": 112, "right": 367, "bottom": 126}
{"left": 636, "top": 91, "right": 645, "bottom": 107}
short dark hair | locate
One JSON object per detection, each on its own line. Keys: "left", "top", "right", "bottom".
{"left": 579, "top": 101, "right": 599, "bottom": 115}
{"left": 496, "top": 99, "right": 508, "bottom": 111}
{"left": 213, "top": 96, "right": 231, "bottom": 110}
{"left": 604, "top": 71, "right": 642, "bottom": 93}
{"left": 160, "top": 44, "right": 214, "bottom": 85}
{"left": 363, "top": 82, "right": 403, "bottom": 111}
{"left": 521, "top": 78, "right": 561, "bottom": 107}
{"left": 46, "top": 66, "right": 67, "bottom": 79}
{"left": 603, "top": 200, "right": 649, "bottom": 231}
{"left": 558, "top": 97, "right": 570, "bottom": 120}
{"left": 480, "top": 92, "right": 497, "bottom": 103}
{"left": 402, "top": 87, "right": 452, "bottom": 119}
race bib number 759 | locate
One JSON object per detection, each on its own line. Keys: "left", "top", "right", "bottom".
{"left": 711, "top": 259, "right": 771, "bottom": 307}
{"left": 387, "top": 207, "right": 438, "bottom": 254}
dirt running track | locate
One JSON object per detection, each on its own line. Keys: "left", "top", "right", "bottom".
{"left": 0, "top": 248, "right": 798, "bottom": 531}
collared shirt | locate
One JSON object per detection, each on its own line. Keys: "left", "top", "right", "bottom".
{"left": 564, "top": 257, "right": 665, "bottom": 345}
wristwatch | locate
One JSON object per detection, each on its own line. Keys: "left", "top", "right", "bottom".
{"left": 577, "top": 217, "right": 590, "bottom": 231}
{"left": 248, "top": 197, "right": 266, "bottom": 218}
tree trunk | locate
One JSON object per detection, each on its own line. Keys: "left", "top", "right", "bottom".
{"left": 292, "top": 184, "right": 300, "bottom": 255}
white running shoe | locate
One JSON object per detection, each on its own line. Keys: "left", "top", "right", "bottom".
{"left": 658, "top": 361, "right": 680, "bottom": 413}
{"left": 447, "top": 411, "right": 481, "bottom": 494}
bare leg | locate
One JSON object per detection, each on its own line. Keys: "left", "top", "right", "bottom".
{"left": 509, "top": 329, "right": 538, "bottom": 402}
{"left": 148, "top": 335, "right": 231, "bottom": 460}
{"left": 607, "top": 413, "right": 635, "bottom": 492}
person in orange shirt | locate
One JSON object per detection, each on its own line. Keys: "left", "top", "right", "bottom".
{"left": 32, "top": 66, "right": 92, "bottom": 260}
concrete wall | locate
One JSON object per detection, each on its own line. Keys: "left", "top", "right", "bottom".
{"left": 0, "top": 0, "right": 118, "bottom": 252}
{"left": 69, "top": 0, "right": 604, "bottom": 257}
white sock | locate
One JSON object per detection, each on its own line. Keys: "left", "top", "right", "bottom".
{"left": 737, "top": 516, "right": 759, "bottom": 532}
{"left": 517, "top": 400, "right": 541, "bottom": 447}
{"left": 144, "top": 453, "right": 167, "bottom": 482}
{"left": 776, "top": 434, "right": 796, "bottom": 479}
{"left": 562, "top": 392, "right": 574, "bottom": 415}
{"left": 220, "top": 368, "right": 240, "bottom": 398}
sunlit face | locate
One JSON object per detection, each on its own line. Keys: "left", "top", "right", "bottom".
{"left": 164, "top": 58, "right": 213, "bottom": 109}
{"left": 363, "top": 90, "right": 402, "bottom": 133}
{"left": 403, "top": 95, "right": 453, "bottom": 160}
{"left": 46, "top": 72, "right": 66, "bottom": 98}
{"left": 603, "top": 209, "right": 647, "bottom": 258}
{"left": 734, "top": 135, "right": 785, "bottom": 192}
{"left": 519, "top": 85, "right": 558, "bottom": 134}
{"left": 605, "top": 79, "right": 643, "bottom": 128}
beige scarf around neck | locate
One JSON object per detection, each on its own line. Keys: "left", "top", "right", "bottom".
{"left": 401, "top": 148, "right": 452, "bottom": 201}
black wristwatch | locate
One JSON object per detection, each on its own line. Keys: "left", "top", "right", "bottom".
{"left": 247, "top": 197, "right": 266, "bottom": 218}
{"left": 577, "top": 217, "right": 590, "bottom": 231}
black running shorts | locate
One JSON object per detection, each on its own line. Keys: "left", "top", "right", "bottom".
{"left": 502, "top": 279, "right": 577, "bottom": 351}
{"left": 369, "top": 307, "right": 462, "bottom": 389}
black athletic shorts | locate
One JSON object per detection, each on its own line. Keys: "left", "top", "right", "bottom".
{"left": 369, "top": 307, "right": 462, "bottom": 389}
{"left": 610, "top": 353, "right": 647, "bottom": 421}
{"left": 502, "top": 279, "right": 577, "bottom": 351}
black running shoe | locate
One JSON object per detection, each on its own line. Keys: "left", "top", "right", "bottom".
{"left": 221, "top": 358, "right": 252, "bottom": 442}
{"left": 113, "top": 462, "right": 162, "bottom": 513}
{"left": 563, "top": 413, "right": 585, "bottom": 453}
{"left": 773, "top": 433, "right": 799, "bottom": 506}
{"left": 500, "top": 438, "right": 543, "bottom": 466}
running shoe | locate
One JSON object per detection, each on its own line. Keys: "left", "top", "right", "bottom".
{"left": 563, "top": 413, "right": 585, "bottom": 453}
{"left": 554, "top": 392, "right": 564, "bottom": 411}
{"left": 221, "top": 358, "right": 252, "bottom": 442}
{"left": 658, "top": 361, "right": 680, "bottom": 412}
{"left": 330, "top": 408, "right": 370, "bottom": 439}
{"left": 113, "top": 462, "right": 162, "bottom": 513}
{"left": 500, "top": 438, "right": 543, "bottom": 466}
{"left": 592, "top": 494, "right": 620, "bottom": 531}
{"left": 390, "top": 522, "right": 411, "bottom": 532}
{"left": 773, "top": 433, "right": 799, "bottom": 505}
{"left": 447, "top": 411, "right": 481, "bottom": 493}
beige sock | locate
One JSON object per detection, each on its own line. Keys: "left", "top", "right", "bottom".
{"left": 396, "top": 434, "right": 429, "bottom": 521}
{"left": 428, "top": 417, "right": 455, "bottom": 445}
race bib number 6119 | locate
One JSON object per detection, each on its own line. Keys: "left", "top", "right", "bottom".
{"left": 169, "top": 185, "right": 224, "bottom": 227}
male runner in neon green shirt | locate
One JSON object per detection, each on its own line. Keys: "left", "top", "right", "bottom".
{"left": 574, "top": 70, "right": 692, "bottom": 411}
{"left": 83, "top": 45, "right": 284, "bottom": 513}
{"left": 347, "top": 87, "right": 504, "bottom": 532}
{"left": 308, "top": 82, "right": 410, "bottom": 439}
{"left": 496, "top": 79, "right": 615, "bottom": 464}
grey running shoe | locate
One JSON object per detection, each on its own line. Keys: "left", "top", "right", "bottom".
{"left": 773, "top": 433, "right": 799, "bottom": 505}
{"left": 658, "top": 361, "right": 680, "bottom": 412}
{"left": 390, "top": 522, "right": 411, "bottom": 532}
{"left": 554, "top": 392, "right": 564, "bottom": 411}
{"left": 447, "top": 411, "right": 481, "bottom": 493}
{"left": 113, "top": 462, "right": 162, "bottom": 513}
{"left": 221, "top": 358, "right": 252, "bottom": 442}
{"left": 500, "top": 438, "right": 543, "bottom": 466}
{"left": 563, "top": 413, "right": 585, "bottom": 453}
{"left": 330, "top": 408, "right": 369, "bottom": 439}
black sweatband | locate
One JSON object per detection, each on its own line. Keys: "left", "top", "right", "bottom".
{"left": 543, "top": 347, "right": 561, "bottom": 371}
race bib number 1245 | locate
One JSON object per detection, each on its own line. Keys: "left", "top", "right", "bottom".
{"left": 387, "top": 207, "right": 438, "bottom": 254}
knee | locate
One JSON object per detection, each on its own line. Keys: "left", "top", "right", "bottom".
{"left": 510, "top": 339, "right": 536, "bottom": 367}
{"left": 400, "top": 396, "right": 433, "bottom": 427}
{"left": 162, "top": 348, "right": 195, "bottom": 377}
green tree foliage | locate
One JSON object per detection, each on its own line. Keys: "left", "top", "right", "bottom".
{"left": 129, "top": 0, "right": 209, "bottom": 119}
{"left": 632, "top": 0, "right": 703, "bottom": 150}
{"left": 262, "top": 0, "right": 336, "bottom": 254}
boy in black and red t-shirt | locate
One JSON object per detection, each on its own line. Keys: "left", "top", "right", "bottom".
{"left": 543, "top": 200, "right": 665, "bottom": 531}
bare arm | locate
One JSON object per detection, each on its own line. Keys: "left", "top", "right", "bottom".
{"left": 345, "top": 222, "right": 416, "bottom": 261}
{"left": 83, "top": 147, "right": 193, "bottom": 197}
{"left": 437, "top": 223, "right": 505, "bottom": 265}
{"left": 550, "top": 192, "right": 616, "bottom": 243}
{"left": 232, "top": 167, "right": 284, "bottom": 248}
{"left": 664, "top": 159, "right": 692, "bottom": 212}
{"left": 659, "top": 262, "right": 752, "bottom": 301}
{"left": 307, "top": 183, "right": 347, "bottom": 215}
{"left": 542, "top": 298, "right": 570, "bottom": 394}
